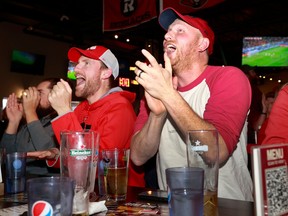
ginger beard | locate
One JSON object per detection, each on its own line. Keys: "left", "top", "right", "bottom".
{"left": 166, "top": 41, "right": 198, "bottom": 75}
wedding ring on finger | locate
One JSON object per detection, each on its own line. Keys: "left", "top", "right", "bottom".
{"left": 138, "top": 70, "right": 144, "bottom": 78}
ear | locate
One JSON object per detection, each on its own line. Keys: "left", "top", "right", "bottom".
{"left": 101, "top": 68, "right": 113, "bottom": 80}
{"left": 199, "top": 37, "right": 210, "bottom": 53}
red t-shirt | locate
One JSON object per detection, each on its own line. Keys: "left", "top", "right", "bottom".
{"left": 261, "top": 84, "right": 288, "bottom": 144}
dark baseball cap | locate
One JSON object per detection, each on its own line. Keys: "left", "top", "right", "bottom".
{"left": 159, "top": 7, "right": 215, "bottom": 55}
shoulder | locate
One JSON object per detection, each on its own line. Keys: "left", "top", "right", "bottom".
{"left": 279, "top": 83, "right": 288, "bottom": 93}
{"left": 206, "top": 65, "right": 247, "bottom": 79}
{"left": 205, "top": 65, "right": 250, "bottom": 88}
{"left": 106, "top": 91, "right": 136, "bottom": 104}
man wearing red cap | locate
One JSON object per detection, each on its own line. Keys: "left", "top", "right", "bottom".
{"left": 28, "top": 45, "right": 145, "bottom": 187}
{"left": 131, "top": 8, "right": 253, "bottom": 201}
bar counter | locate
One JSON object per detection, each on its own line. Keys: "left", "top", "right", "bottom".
{"left": 0, "top": 186, "right": 255, "bottom": 215}
{"left": 95, "top": 186, "right": 255, "bottom": 216}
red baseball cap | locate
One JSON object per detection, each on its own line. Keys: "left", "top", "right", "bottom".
{"left": 68, "top": 45, "right": 119, "bottom": 79}
{"left": 159, "top": 7, "right": 215, "bottom": 55}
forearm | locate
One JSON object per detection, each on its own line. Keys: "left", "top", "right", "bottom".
{"left": 51, "top": 112, "right": 83, "bottom": 142}
{"left": 5, "top": 121, "right": 20, "bottom": 134}
{"left": 27, "top": 121, "right": 57, "bottom": 150}
{"left": 254, "top": 113, "right": 267, "bottom": 130}
{"left": 162, "top": 90, "right": 229, "bottom": 164}
{"left": 131, "top": 112, "right": 166, "bottom": 166}
{"left": 0, "top": 133, "right": 17, "bottom": 153}
{"left": 25, "top": 111, "right": 38, "bottom": 123}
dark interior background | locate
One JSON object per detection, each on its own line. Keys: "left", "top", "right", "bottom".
{"left": 1, "top": 0, "right": 287, "bottom": 68}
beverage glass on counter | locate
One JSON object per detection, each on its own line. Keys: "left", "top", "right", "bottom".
{"left": 0, "top": 148, "right": 4, "bottom": 183}
{"left": 27, "top": 176, "right": 75, "bottom": 216}
{"left": 98, "top": 148, "right": 129, "bottom": 201}
{"left": 186, "top": 129, "right": 219, "bottom": 216}
{"left": 166, "top": 167, "right": 204, "bottom": 216}
{"left": 60, "top": 130, "right": 99, "bottom": 216}
{"left": 5, "top": 152, "right": 26, "bottom": 194}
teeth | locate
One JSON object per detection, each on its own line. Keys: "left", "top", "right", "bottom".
{"left": 166, "top": 44, "right": 176, "bottom": 50}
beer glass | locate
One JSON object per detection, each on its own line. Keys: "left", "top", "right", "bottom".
{"left": 60, "top": 130, "right": 99, "bottom": 216}
{"left": 98, "top": 148, "right": 129, "bottom": 201}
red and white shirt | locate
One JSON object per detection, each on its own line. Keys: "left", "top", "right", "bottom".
{"left": 134, "top": 65, "right": 253, "bottom": 201}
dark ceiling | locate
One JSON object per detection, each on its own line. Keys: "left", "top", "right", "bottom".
{"left": 1, "top": 0, "right": 288, "bottom": 66}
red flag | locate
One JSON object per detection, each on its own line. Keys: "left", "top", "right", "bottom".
{"left": 160, "top": 0, "right": 225, "bottom": 14}
{"left": 103, "top": 0, "right": 158, "bottom": 32}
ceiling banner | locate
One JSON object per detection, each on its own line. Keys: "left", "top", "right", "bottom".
{"left": 103, "top": 0, "right": 158, "bottom": 32}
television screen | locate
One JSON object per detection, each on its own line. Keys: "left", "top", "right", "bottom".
{"left": 67, "top": 61, "right": 76, "bottom": 80}
{"left": 242, "top": 37, "right": 288, "bottom": 67}
{"left": 10, "top": 50, "right": 46, "bottom": 75}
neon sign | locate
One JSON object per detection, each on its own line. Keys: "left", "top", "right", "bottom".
{"left": 119, "top": 77, "right": 130, "bottom": 87}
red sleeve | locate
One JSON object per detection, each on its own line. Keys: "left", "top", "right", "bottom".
{"left": 204, "top": 67, "right": 252, "bottom": 154}
{"left": 46, "top": 112, "right": 83, "bottom": 167}
{"left": 261, "top": 85, "right": 288, "bottom": 144}
{"left": 133, "top": 98, "right": 149, "bottom": 134}
{"left": 52, "top": 112, "right": 84, "bottom": 142}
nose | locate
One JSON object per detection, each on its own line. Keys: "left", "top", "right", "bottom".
{"left": 74, "top": 63, "right": 81, "bottom": 72}
{"left": 164, "top": 31, "right": 172, "bottom": 41}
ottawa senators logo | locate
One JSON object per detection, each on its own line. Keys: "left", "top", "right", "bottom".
{"left": 180, "top": 0, "right": 208, "bottom": 9}
{"left": 120, "top": 0, "right": 137, "bottom": 17}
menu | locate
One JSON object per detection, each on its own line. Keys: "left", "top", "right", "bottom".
{"left": 251, "top": 143, "right": 288, "bottom": 216}
{"left": 93, "top": 201, "right": 168, "bottom": 215}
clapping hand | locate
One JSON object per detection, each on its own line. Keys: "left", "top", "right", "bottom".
{"left": 22, "top": 86, "right": 40, "bottom": 122}
{"left": 5, "top": 93, "right": 23, "bottom": 124}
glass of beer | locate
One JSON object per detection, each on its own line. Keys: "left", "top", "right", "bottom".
{"left": 186, "top": 130, "right": 219, "bottom": 216}
{"left": 100, "top": 148, "right": 129, "bottom": 201}
{"left": 60, "top": 130, "right": 99, "bottom": 216}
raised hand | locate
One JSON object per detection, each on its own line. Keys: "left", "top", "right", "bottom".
{"left": 4, "top": 93, "right": 24, "bottom": 134}
{"left": 22, "top": 86, "right": 40, "bottom": 123}
{"left": 48, "top": 79, "right": 72, "bottom": 116}
{"left": 5, "top": 93, "right": 23, "bottom": 125}
{"left": 135, "top": 50, "right": 174, "bottom": 117}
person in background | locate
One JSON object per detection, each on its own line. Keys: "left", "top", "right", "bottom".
{"left": 130, "top": 7, "right": 253, "bottom": 201}
{"left": 241, "top": 65, "right": 263, "bottom": 144}
{"left": 0, "top": 78, "right": 60, "bottom": 176}
{"left": 28, "top": 45, "right": 145, "bottom": 187}
{"left": 255, "top": 91, "right": 276, "bottom": 144}
{"left": 258, "top": 83, "right": 288, "bottom": 144}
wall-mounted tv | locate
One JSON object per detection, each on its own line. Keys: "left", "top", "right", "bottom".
{"left": 242, "top": 37, "right": 288, "bottom": 67}
{"left": 67, "top": 61, "right": 76, "bottom": 80}
{"left": 10, "top": 50, "right": 46, "bottom": 75}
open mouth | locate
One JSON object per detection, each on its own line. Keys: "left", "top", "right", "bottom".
{"left": 76, "top": 75, "right": 85, "bottom": 87}
{"left": 165, "top": 43, "right": 176, "bottom": 55}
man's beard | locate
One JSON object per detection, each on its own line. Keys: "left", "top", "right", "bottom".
{"left": 76, "top": 78, "right": 100, "bottom": 99}
{"left": 36, "top": 106, "right": 55, "bottom": 118}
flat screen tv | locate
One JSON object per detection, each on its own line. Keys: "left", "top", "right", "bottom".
{"left": 67, "top": 61, "right": 76, "bottom": 80}
{"left": 10, "top": 50, "right": 46, "bottom": 75}
{"left": 242, "top": 37, "right": 288, "bottom": 67}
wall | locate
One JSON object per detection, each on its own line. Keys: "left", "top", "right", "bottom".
{"left": 0, "top": 22, "right": 71, "bottom": 107}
